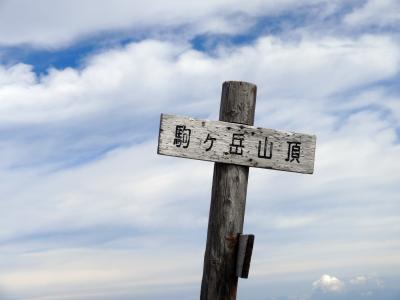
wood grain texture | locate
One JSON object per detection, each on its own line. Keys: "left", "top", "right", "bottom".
{"left": 236, "top": 234, "right": 255, "bottom": 279}
{"left": 200, "top": 81, "right": 256, "bottom": 300}
{"left": 158, "top": 114, "right": 316, "bottom": 174}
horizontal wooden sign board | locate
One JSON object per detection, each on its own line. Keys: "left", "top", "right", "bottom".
{"left": 158, "top": 114, "right": 316, "bottom": 174}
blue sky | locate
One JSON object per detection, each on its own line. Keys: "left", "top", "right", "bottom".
{"left": 0, "top": 1, "right": 399, "bottom": 299}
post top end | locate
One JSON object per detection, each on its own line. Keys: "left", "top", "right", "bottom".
{"left": 223, "top": 81, "right": 257, "bottom": 89}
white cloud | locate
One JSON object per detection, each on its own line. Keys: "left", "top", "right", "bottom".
{"left": 0, "top": 24, "right": 399, "bottom": 299}
{"left": 350, "top": 275, "right": 368, "bottom": 285}
{"left": 0, "top": 0, "right": 330, "bottom": 48}
{"left": 0, "top": 246, "right": 202, "bottom": 299}
{"left": 349, "top": 275, "right": 385, "bottom": 289}
{"left": 0, "top": 141, "right": 210, "bottom": 298}
{"left": 0, "top": 34, "right": 398, "bottom": 126}
{"left": 344, "top": 0, "right": 400, "bottom": 28}
{"left": 313, "top": 274, "right": 345, "bottom": 293}
{"left": 0, "top": 32, "right": 397, "bottom": 172}
{"left": 0, "top": 63, "right": 36, "bottom": 86}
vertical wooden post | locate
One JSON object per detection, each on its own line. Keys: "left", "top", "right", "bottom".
{"left": 200, "top": 81, "right": 257, "bottom": 300}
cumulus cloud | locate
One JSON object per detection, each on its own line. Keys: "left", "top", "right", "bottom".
{"left": 306, "top": 274, "right": 398, "bottom": 300}
{"left": 313, "top": 275, "right": 345, "bottom": 293}
{"left": 349, "top": 275, "right": 368, "bottom": 285}
{"left": 0, "top": 33, "right": 398, "bottom": 172}
{"left": 0, "top": 34, "right": 398, "bottom": 124}
{"left": 349, "top": 275, "right": 385, "bottom": 289}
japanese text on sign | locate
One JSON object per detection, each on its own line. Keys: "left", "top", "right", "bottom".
{"left": 172, "top": 125, "right": 302, "bottom": 164}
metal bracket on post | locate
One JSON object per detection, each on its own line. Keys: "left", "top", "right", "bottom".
{"left": 236, "top": 234, "right": 255, "bottom": 279}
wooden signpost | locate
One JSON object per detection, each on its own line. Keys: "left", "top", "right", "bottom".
{"left": 157, "top": 81, "right": 316, "bottom": 300}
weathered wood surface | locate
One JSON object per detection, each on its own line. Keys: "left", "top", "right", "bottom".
{"left": 236, "top": 234, "right": 255, "bottom": 279}
{"left": 200, "top": 81, "right": 256, "bottom": 300}
{"left": 158, "top": 115, "right": 316, "bottom": 174}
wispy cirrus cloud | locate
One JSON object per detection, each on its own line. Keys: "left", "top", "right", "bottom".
{"left": 0, "top": 0, "right": 385, "bottom": 49}
{"left": 0, "top": 0, "right": 331, "bottom": 48}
